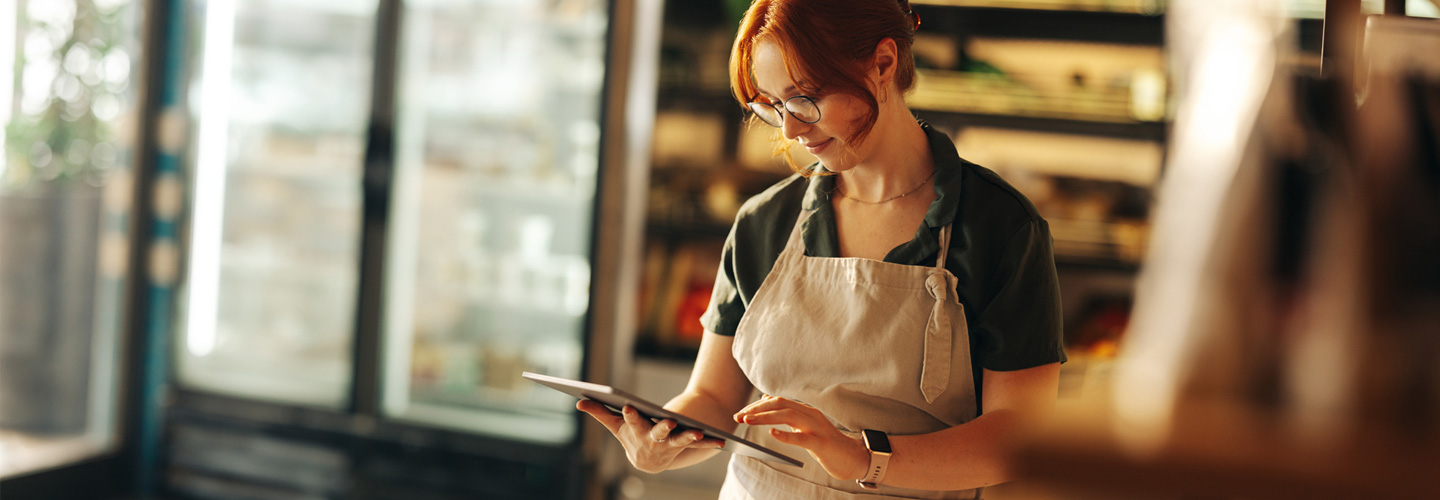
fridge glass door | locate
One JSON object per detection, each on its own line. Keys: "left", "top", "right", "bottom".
{"left": 383, "top": 0, "right": 608, "bottom": 443}
{"left": 176, "top": 0, "right": 377, "bottom": 407}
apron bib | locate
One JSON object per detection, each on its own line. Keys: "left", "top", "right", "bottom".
{"left": 719, "top": 208, "right": 981, "bottom": 500}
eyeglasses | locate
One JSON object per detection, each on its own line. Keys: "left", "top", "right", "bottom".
{"left": 747, "top": 95, "right": 821, "bottom": 128}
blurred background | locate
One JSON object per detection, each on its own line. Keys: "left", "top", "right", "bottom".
{"left": 0, "top": 0, "right": 1436, "bottom": 499}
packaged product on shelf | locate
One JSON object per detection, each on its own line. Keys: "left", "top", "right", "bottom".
{"left": 480, "top": 339, "right": 525, "bottom": 393}
{"left": 652, "top": 111, "right": 727, "bottom": 167}
{"left": 637, "top": 241, "right": 671, "bottom": 341}
{"left": 439, "top": 340, "right": 479, "bottom": 394}
{"left": 650, "top": 241, "right": 723, "bottom": 349}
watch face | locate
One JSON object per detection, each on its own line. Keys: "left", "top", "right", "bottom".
{"left": 862, "top": 429, "right": 892, "bottom": 454}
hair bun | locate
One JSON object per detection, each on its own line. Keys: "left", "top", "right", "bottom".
{"left": 897, "top": 0, "right": 920, "bottom": 30}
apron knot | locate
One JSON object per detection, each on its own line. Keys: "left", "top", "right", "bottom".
{"left": 925, "top": 272, "right": 949, "bottom": 302}
{"left": 920, "top": 271, "right": 954, "bottom": 403}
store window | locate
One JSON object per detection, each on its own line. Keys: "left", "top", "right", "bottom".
{"left": 0, "top": 0, "right": 141, "bottom": 479}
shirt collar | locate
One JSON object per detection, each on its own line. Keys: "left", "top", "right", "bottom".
{"left": 921, "top": 119, "right": 965, "bottom": 229}
{"left": 799, "top": 119, "right": 965, "bottom": 227}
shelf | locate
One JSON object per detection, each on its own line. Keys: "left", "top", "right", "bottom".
{"left": 919, "top": 109, "right": 1168, "bottom": 141}
{"left": 633, "top": 335, "right": 701, "bottom": 361}
{"left": 913, "top": 4, "right": 1165, "bottom": 45}
{"left": 406, "top": 384, "right": 575, "bottom": 417}
{"left": 646, "top": 220, "right": 732, "bottom": 241}
{"left": 655, "top": 89, "right": 744, "bottom": 113}
{"left": 443, "top": 283, "right": 591, "bottom": 322}
{"left": 910, "top": 69, "right": 1167, "bottom": 136}
{"left": 912, "top": 0, "right": 1166, "bottom": 15}
{"left": 467, "top": 179, "right": 596, "bottom": 205}
{"left": 1054, "top": 254, "right": 1140, "bottom": 272}
{"left": 1014, "top": 397, "right": 1440, "bottom": 499}
{"left": 1048, "top": 218, "right": 1148, "bottom": 266}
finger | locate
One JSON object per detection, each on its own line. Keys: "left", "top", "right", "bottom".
{"left": 738, "top": 408, "right": 810, "bottom": 427}
{"left": 733, "top": 394, "right": 781, "bottom": 415}
{"left": 621, "top": 405, "right": 656, "bottom": 435}
{"left": 734, "top": 396, "right": 811, "bottom": 422}
{"left": 668, "top": 430, "right": 726, "bottom": 450}
{"left": 690, "top": 436, "right": 727, "bottom": 449}
{"left": 769, "top": 427, "right": 822, "bottom": 449}
{"left": 734, "top": 397, "right": 784, "bottom": 422}
{"left": 663, "top": 428, "right": 703, "bottom": 447}
{"left": 649, "top": 419, "right": 679, "bottom": 442}
{"left": 577, "top": 400, "right": 624, "bottom": 434}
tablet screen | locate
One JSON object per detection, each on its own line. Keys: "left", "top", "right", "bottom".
{"left": 523, "top": 372, "right": 803, "bottom": 468}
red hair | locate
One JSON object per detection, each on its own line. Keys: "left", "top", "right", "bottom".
{"left": 729, "top": 0, "right": 920, "bottom": 174}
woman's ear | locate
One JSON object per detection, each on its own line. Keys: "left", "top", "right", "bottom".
{"left": 871, "top": 37, "right": 899, "bottom": 85}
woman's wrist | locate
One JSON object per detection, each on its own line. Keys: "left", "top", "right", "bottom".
{"left": 845, "top": 434, "right": 872, "bottom": 482}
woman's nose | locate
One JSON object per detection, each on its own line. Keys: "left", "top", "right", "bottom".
{"left": 779, "top": 110, "right": 807, "bottom": 140}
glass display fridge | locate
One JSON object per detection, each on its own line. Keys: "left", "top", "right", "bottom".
{"left": 165, "top": 0, "right": 657, "bottom": 497}
{"left": 380, "top": 0, "right": 606, "bottom": 443}
{"left": 175, "top": 0, "right": 375, "bottom": 409}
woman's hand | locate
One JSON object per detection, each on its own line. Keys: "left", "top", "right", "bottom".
{"left": 732, "top": 395, "right": 870, "bottom": 482}
{"left": 577, "top": 400, "right": 725, "bottom": 474}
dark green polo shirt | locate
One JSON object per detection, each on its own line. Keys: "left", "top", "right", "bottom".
{"left": 699, "top": 120, "right": 1066, "bottom": 411}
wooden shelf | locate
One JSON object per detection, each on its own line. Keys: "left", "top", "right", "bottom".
{"left": 633, "top": 335, "right": 701, "bottom": 361}
{"left": 910, "top": 69, "right": 1166, "bottom": 128}
{"left": 655, "top": 88, "right": 743, "bottom": 113}
{"left": 1054, "top": 254, "right": 1140, "bottom": 272}
{"left": 646, "top": 220, "right": 732, "bottom": 241}
{"left": 913, "top": 4, "right": 1165, "bottom": 45}
{"left": 912, "top": 0, "right": 1165, "bottom": 15}
{"left": 917, "top": 109, "right": 1169, "bottom": 141}
{"left": 1013, "top": 397, "right": 1440, "bottom": 500}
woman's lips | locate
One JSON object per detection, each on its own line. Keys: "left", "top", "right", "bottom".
{"left": 804, "top": 138, "right": 833, "bottom": 154}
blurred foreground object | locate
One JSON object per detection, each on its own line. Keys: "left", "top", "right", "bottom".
{"left": 1012, "top": 1, "right": 1440, "bottom": 499}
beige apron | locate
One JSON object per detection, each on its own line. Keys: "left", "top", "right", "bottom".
{"left": 718, "top": 208, "right": 982, "bottom": 500}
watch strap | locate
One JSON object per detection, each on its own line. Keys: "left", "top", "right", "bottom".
{"left": 857, "top": 430, "right": 891, "bottom": 490}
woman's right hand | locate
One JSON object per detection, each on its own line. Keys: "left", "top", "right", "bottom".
{"left": 577, "top": 399, "right": 726, "bottom": 473}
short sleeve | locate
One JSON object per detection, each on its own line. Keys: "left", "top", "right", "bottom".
{"left": 972, "top": 219, "right": 1067, "bottom": 371}
{"left": 699, "top": 225, "right": 744, "bottom": 336}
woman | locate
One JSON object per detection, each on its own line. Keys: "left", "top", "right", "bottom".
{"left": 580, "top": 0, "right": 1065, "bottom": 497}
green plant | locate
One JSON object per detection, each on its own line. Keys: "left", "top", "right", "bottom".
{"left": 2, "top": 0, "right": 135, "bottom": 193}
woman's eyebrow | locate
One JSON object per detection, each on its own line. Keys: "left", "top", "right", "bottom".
{"left": 755, "top": 83, "right": 800, "bottom": 100}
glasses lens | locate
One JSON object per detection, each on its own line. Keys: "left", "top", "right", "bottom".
{"left": 748, "top": 102, "right": 783, "bottom": 127}
{"left": 786, "top": 96, "right": 820, "bottom": 124}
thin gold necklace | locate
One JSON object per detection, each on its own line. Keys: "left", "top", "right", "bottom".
{"left": 836, "top": 169, "right": 936, "bottom": 204}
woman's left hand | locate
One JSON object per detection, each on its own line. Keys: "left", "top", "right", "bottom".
{"left": 733, "top": 395, "right": 870, "bottom": 482}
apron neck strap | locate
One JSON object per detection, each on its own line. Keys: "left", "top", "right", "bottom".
{"left": 935, "top": 224, "right": 952, "bottom": 269}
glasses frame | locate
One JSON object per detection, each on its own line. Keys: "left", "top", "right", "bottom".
{"left": 747, "top": 94, "right": 821, "bottom": 128}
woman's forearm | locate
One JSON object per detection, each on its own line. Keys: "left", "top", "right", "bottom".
{"left": 880, "top": 408, "right": 1034, "bottom": 490}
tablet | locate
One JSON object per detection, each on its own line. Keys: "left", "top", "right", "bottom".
{"left": 522, "top": 372, "right": 803, "bottom": 468}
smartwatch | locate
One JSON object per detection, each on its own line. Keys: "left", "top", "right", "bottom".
{"left": 856, "top": 429, "right": 891, "bottom": 490}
